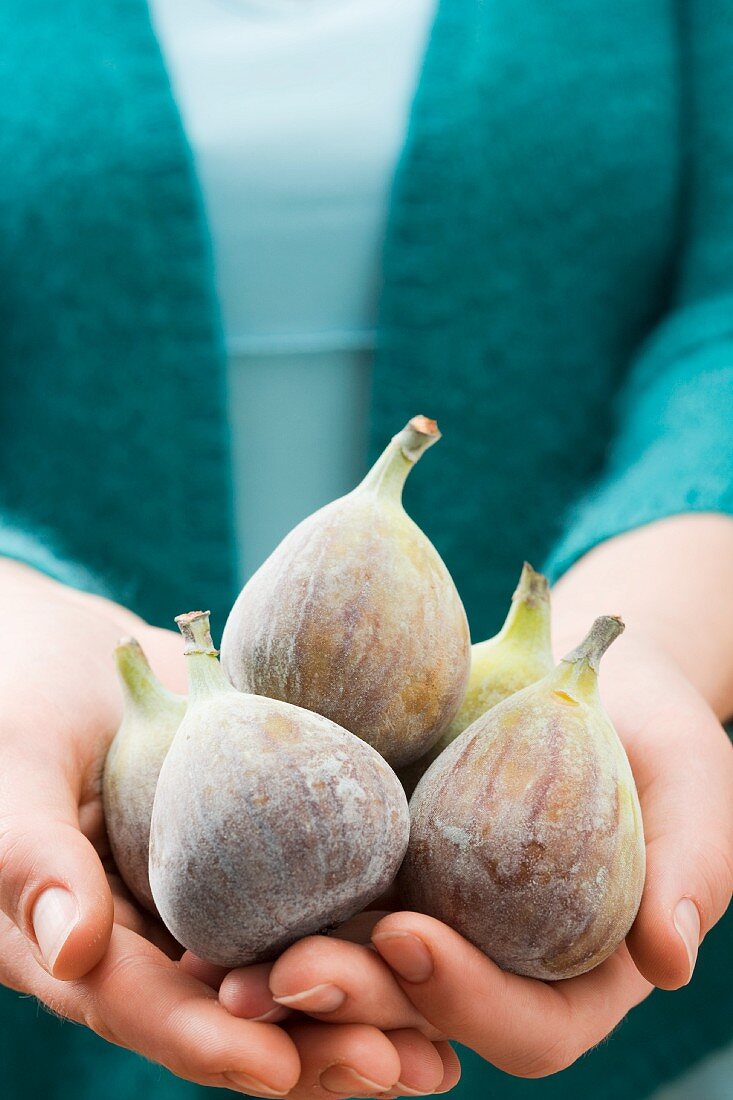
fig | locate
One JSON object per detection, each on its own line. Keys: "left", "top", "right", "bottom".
{"left": 220, "top": 416, "right": 471, "bottom": 768}
{"left": 400, "top": 562, "right": 553, "bottom": 794}
{"left": 149, "top": 611, "right": 410, "bottom": 967}
{"left": 400, "top": 616, "right": 645, "bottom": 981}
{"left": 103, "top": 638, "right": 186, "bottom": 914}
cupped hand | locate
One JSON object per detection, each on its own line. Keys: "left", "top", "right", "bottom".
{"left": 0, "top": 563, "right": 300, "bottom": 1094}
{"left": 182, "top": 918, "right": 460, "bottom": 1097}
{"left": 0, "top": 562, "right": 454, "bottom": 1097}
{"left": 220, "top": 626, "right": 733, "bottom": 1081}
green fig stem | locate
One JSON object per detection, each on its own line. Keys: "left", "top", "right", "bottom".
{"left": 553, "top": 615, "right": 624, "bottom": 700}
{"left": 115, "top": 637, "right": 183, "bottom": 715}
{"left": 496, "top": 562, "right": 552, "bottom": 652}
{"left": 175, "top": 611, "right": 234, "bottom": 703}
{"left": 355, "top": 415, "right": 441, "bottom": 504}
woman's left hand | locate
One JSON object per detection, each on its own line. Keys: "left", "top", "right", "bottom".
{"left": 216, "top": 625, "right": 733, "bottom": 1088}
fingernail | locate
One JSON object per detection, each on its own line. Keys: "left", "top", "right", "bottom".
{"left": 394, "top": 1084, "right": 435, "bottom": 1096}
{"left": 372, "top": 931, "right": 433, "bottom": 983}
{"left": 674, "top": 898, "right": 700, "bottom": 981}
{"left": 320, "top": 1065, "right": 392, "bottom": 1095}
{"left": 248, "top": 1007, "right": 285, "bottom": 1023}
{"left": 224, "top": 1073, "right": 289, "bottom": 1096}
{"left": 272, "top": 983, "right": 346, "bottom": 1013}
{"left": 32, "top": 887, "right": 79, "bottom": 973}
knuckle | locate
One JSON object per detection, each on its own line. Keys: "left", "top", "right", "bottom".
{"left": 84, "top": 953, "right": 204, "bottom": 1061}
{"left": 78, "top": 952, "right": 150, "bottom": 1045}
{"left": 80, "top": 1002, "right": 121, "bottom": 1046}
{"left": 93, "top": 947, "right": 151, "bottom": 992}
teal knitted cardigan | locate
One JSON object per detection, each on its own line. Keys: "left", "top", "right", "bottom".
{"left": 1, "top": 2, "right": 732, "bottom": 1099}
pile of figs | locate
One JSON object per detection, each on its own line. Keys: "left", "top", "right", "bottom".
{"left": 103, "top": 416, "right": 645, "bottom": 979}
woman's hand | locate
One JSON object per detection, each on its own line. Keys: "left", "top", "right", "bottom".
{"left": 181, "top": 920, "right": 461, "bottom": 1098}
{"left": 220, "top": 519, "right": 733, "bottom": 1082}
{"left": 0, "top": 562, "right": 455, "bottom": 1096}
{"left": 371, "top": 630, "right": 730, "bottom": 1072}
{"left": 226, "top": 632, "right": 732, "bottom": 1079}
{"left": 0, "top": 562, "right": 303, "bottom": 1093}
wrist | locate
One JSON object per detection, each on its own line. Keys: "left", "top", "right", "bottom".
{"left": 0, "top": 556, "right": 149, "bottom": 642}
{"left": 551, "top": 582, "right": 681, "bottom": 664}
{"left": 550, "top": 515, "right": 733, "bottom": 719}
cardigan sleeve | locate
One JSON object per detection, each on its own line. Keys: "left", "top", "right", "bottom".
{"left": 0, "top": 515, "right": 110, "bottom": 594}
{"left": 545, "top": 3, "right": 733, "bottom": 580}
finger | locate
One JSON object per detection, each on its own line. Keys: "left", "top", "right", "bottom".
{"left": 372, "top": 913, "right": 651, "bottom": 1078}
{"left": 433, "top": 1042, "right": 461, "bottom": 1094}
{"left": 285, "top": 1020, "right": 402, "bottom": 1097}
{"left": 1, "top": 913, "right": 300, "bottom": 1096}
{"left": 377, "top": 1029, "right": 447, "bottom": 1096}
{"left": 624, "top": 699, "right": 733, "bottom": 989}
{"left": 179, "top": 951, "right": 232, "bottom": 990}
{"left": 0, "top": 776, "right": 114, "bottom": 979}
{"left": 218, "top": 960, "right": 290, "bottom": 1023}
{"left": 377, "top": 1039, "right": 461, "bottom": 1098}
{"left": 267, "top": 935, "right": 438, "bottom": 1036}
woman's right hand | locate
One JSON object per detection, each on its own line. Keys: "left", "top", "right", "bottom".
{"left": 0, "top": 562, "right": 452, "bottom": 1097}
{"left": 0, "top": 560, "right": 303, "bottom": 1093}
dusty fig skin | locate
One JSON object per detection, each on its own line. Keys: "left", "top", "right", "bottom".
{"left": 149, "top": 693, "right": 410, "bottom": 967}
{"left": 103, "top": 737, "right": 165, "bottom": 914}
{"left": 220, "top": 492, "right": 471, "bottom": 768}
{"left": 400, "top": 685, "right": 646, "bottom": 981}
{"left": 103, "top": 645, "right": 186, "bottom": 915}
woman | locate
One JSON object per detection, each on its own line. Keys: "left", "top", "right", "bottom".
{"left": 0, "top": 1, "right": 732, "bottom": 1098}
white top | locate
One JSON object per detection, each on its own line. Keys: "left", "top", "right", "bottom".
{"left": 149, "top": 0, "right": 435, "bottom": 579}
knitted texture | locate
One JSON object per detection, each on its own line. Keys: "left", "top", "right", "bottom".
{"left": 0, "top": 1, "right": 732, "bottom": 1099}
{"left": 372, "top": 0, "right": 733, "bottom": 635}
{"left": 0, "top": 0, "right": 237, "bottom": 633}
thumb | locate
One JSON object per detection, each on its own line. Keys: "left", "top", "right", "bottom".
{"left": 0, "top": 781, "right": 114, "bottom": 980}
{"left": 625, "top": 708, "right": 733, "bottom": 990}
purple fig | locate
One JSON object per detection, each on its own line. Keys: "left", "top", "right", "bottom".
{"left": 219, "top": 417, "right": 471, "bottom": 768}
{"left": 149, "top": 611, "right": 409, "bottom": 967}
{"left": 401, "top": 616, "right": 645, "bottom": 980}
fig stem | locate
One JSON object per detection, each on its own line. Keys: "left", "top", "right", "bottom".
{"left": 512, "top": 562, "right": 549, "bottom": 608}
{"left": 175, "top": 611, "right": 233, "bottom": 702}
{"left": 550, "top": 616, "right": 624, "bottom": 703}
{"left": 498, "top": 563, "right": 552, "bottom": 650}
{"left": 115, "top": 637, "right": 181, "bottom": 714}
{"left": 356, "top": 416, "right": 441, "bottom": 503}
{"left": 175, "top": 611, "right": 219, "bottom": 656}
{"left": 562, "top": 615, "right": 625, "bottom": 672}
